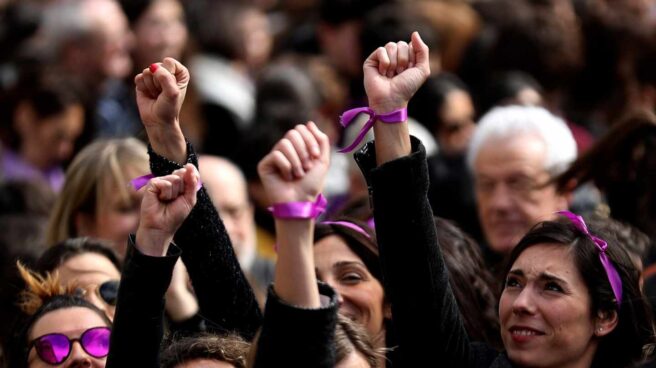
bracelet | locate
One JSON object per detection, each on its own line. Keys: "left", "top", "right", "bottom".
{"left": 269, "top": 194, "right": 327, "bottom": 219}
{"left": 338, "top": 107, "right": 408, "bottom": 153}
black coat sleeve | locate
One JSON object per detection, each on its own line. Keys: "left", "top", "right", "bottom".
{"left": 354, "top": 137, "right": 473, "bottom": 367}
{"left": 148, "top": 142, "right": 263, "bottom": 340}
{"left": 252, "top": 283, "right": 339, "bottom": 368}
{"left": 106, "top": 236, "right": 180, "bottom": 368}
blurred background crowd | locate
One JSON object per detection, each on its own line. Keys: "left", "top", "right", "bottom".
{"left": 1, "top": 0, "right": 656, "bottom": 366}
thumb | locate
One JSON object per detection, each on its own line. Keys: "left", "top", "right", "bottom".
{"left": 182, "top": 164, "right": 199, "bottom": 207}
{"left": 411, "top": 32, "right": 430, "bottom": 76}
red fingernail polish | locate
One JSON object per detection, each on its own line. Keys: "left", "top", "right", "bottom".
{"left": 149, "top": 63, "right": 158, "bottom": 73}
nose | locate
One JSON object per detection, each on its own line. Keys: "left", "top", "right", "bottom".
{"left": 512, "top": 286, "right": 537, "bottom": 316}
{"left": 489, "top": 183, "right": 514, "bottom": 211}
{"left": 66, "top": 341, "right": 92, "bottom": 367}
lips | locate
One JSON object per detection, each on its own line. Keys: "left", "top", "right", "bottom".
{"left": 509, "top": 326, "right": 545, "bottom": 343}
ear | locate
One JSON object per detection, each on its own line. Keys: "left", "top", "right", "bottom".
{"left": 75, "top": 212, "right": 97, "bottom": 237}
{"left": 594, "top": 309, "right": 618, "bottom": 337}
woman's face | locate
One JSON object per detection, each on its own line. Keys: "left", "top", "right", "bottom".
{"left": 28, "top": 307, "right": 109, "bottom": 367}
{"left": 80, "top": 168, "right": 143, "bottom": 257}
{"left": 57, "top": 253, "right": 121, "bottom": 320}
{"left": 499, "top": 243, "right": 601, "bottom": 368}
{"left": 314, "top": 235, "right": 386, "bottom": 339}
{"left": 437, "top": 89, "right": 475, "bottom": 156}
{"left": 132, "top": 0, "right": 187, "bottom": 68}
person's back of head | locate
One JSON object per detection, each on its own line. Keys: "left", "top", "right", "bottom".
{"left": 488, "top": 0, "right": 582, "bottom": 95}
{"left": 556, "top": 110, "right": 656, "bottom": 239}
{"left": 161, "top": 333, "right": 250, "bottom": 368}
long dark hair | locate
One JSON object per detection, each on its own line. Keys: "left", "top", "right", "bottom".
{"left": 504, "top": 219, "right": 655, "bottom": 368}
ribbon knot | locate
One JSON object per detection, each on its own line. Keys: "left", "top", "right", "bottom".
{"left": 338, "top": 107, "right": 408, "bottom": 153}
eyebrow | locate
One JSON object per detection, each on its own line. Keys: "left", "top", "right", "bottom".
{"left": 508, "top": 269, "right": 568, "bottom": 284}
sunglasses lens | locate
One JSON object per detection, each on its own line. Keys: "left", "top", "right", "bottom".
{"left": 35, "top": 334, "right": 70, "bottom": 364}
{"left": 80, "top": 327, "right": 111, "bottom": 358}
{"left": 99, "top": 280, "right": 119, "bottom": 306}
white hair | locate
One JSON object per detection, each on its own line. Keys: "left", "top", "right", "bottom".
{"left": 466, "top": 105, "right": 577, "bottom": 175}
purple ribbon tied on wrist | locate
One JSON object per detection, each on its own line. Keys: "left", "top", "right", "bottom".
{"left": 338, "top": 107, "right": 408, "bottom": 153}
{"left": 557, "top": 210, "right": 623, "bottom": 308}
{"left": 269, "top": 194, "right": 327, "bottom": 219}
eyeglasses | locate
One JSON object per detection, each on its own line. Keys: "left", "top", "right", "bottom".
{"left": 28, "top": 326, "right": 111, "bottom": 365}
{"left": 74, "top": 280, "right": 119, "bottom": 306}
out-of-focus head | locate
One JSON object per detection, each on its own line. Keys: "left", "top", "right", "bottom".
{"left": 199, "top": 155, "right": 257, "bottom": 270}
{"left": 360, "top": 3, "right": 439, "bottom": 77}
{"left": 409, "top": 73, "right": 475, "bottom": 155}
{"left": 556, "top": 110, "right": 656, "bottom": 240}
{"left": 0, "top": 73, "right": 84, "bottom": 171}
{"left": 46, "top": 138, "right": 148, "bottom": 256}
{"left": 36, "top": 238, "right": 121, "bottom": 320}
{"left": 313, "top": 220, "right": 387, "bottom": 341}
{"left": 161, "top": 333, "right": 249, "bottom": 368}
{"left": 467, "top": 105, "right": 576, "bottom": 254}
{"left": 499, "top": 218, "right": 654, "bottom": 368}
{"left": 334, "top": 314, "right": 382, "bottom": 368}
{"left": 190, "top": 0, "right": 271, "bottom": 71}
{"left": 120, "top": 0, "right": 187, "bottom": 70}
{"left": 13, "top": 265, "right": 112, "bottom": 368}
{"left": 481, "top": 71, "right": 544, "bottom": 115}
{"left": 37, "top": 0, "right": 133, "bottom": 90}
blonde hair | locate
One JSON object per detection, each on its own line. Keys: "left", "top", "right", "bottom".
{"left": 16, "top": 262, "right": 74, "bottom": 316}
{"left": 46, "top": 138, "right": 148, "bottom": 245}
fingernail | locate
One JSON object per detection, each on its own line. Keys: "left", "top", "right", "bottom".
{"left": 149, "top": 63, "right": 158, "bottom": 73}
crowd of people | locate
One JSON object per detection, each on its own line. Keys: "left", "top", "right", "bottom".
{"left": 2, "top": 0, "right": 656, "bottom": 367}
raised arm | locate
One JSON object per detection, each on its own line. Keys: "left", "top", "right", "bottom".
{"left": 357, "top": 32, "right": 473, "bottom": 366}
{"left": 107, "top": 165, "right": 199, "bottom": 368}
{"left": 134, "top": 58, "right": 262, "bottom": 339}
{"left": 252, "top": 123, "right": 339, "bottom": 367}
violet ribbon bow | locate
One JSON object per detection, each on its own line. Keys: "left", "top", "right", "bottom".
{"left": 338, "top": 107, "right": 407, "bottom": 153}
{"left": 557, "top": 210, "right": 623, "bottom": 307}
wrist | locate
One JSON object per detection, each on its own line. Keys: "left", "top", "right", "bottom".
{"left": 368, "top": 100, "right": 408, "bottom": 115}
{"left": 135, "top": 227, "right": 173, "bottom": 257}
{"left": 147, "top": 122, "right": 187, "bottom": 164}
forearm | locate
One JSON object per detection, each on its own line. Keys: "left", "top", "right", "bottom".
{"left": 372, "top": 120, "right": 411, "bottom": 166}
{"left": 107, "top": 237, "right": 179, "bottom": 368}
{"left": 273, "top": 219, "right": 320, "bottom": 308}
{"left": 149, "top": 144, "right": 262, "bottom": 339}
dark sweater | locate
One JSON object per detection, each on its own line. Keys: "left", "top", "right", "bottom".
{"left": 354, "top": 137, "right": 513, "bottom": 368}
{"left": 253, "top": 283, "right": 339, "bottom": 368}
{"left": 106, "top": 142, "right": 262, "bottom": 367}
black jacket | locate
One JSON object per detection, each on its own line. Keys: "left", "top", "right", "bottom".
{"left": 354, "top": 137, "right": 513, "bottom": 368}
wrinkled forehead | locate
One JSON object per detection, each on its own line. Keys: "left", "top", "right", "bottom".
{"left": 474, "top": 134, "right": 549, "bottom": 177}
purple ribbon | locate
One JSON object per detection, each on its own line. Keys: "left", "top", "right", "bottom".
{"left": 557, "top": 210, "right": 623, "bottom": 307}
{"left": 338, "top": 107, "right": 408, "bottom": 153}
{"left": 269, "top": 194, "right": 327, "bottom": 219}
{"left": 131, "top": 174, "right": 155, "bottom": 191}
{"left": 321, "top": 220, "right": 372, "bottom": 239}
{"left": 130, "top": 173, "right": 203, "bottom": 191}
